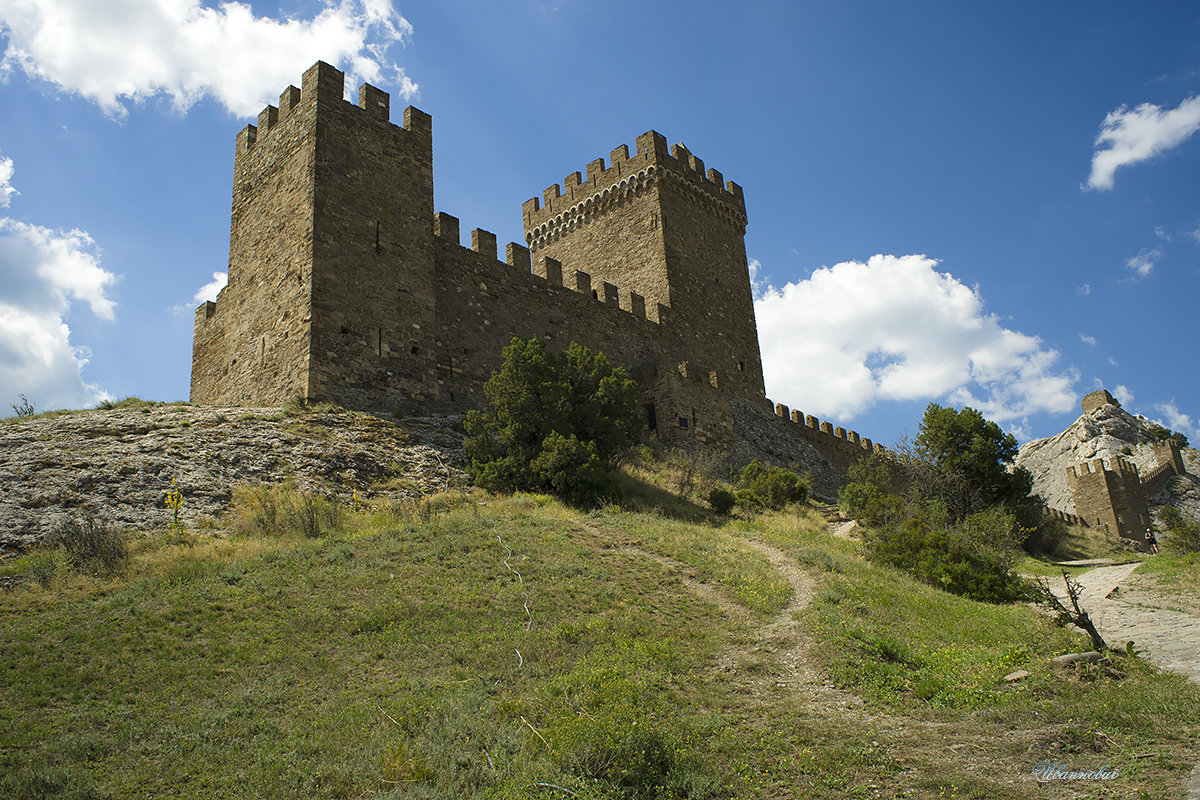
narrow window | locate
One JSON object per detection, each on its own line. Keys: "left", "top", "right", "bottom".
{"left": 645, "top": 403, "right": 657, "bottom": 431}
{"left": 375, "top": 221, "right": 382, "bottom": 254}
{"left": 678, "top": 417, "right": 688, "bottom": 429}
{"left": 377, "top": 328, "right": 383, "bottom": 357}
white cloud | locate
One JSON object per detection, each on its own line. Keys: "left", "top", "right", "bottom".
{"left": 193, "top": 271, "right": 226, "bottom": 305}
{"left": 1108, "top": 356, "right": 1119, "bottom": 368}
{"left": 747, "top": 257, "right": 768, "bottom": 299}
{"left": 1114, "top": 384, "right": 1134, "bottom": 406}
{"left": 1125, "top": 247, "right": 1160, "bottom": 278}
{"left": 1076, "top": 282, "right": 1092, "bottom": 296}
{"left": 1079, "top": 333, "right": 1096, "bottom": 345}
{"left": 1152, "top": 400, "right": 1197, "bottom": 439}
{"left": 1154, "top": 225, "right": 1170, "bottom": 241}
{"left": 1086, "top": 95, "right": 1200, "bottom": 190}
{"left": 754, "top": 254, "right": 1077, "bottom": 424}
{"left": 0, "top": 216, "right": 116, "bottom": 413}
{"left": 0, "top": 152, "right": 15, "bottom": 208}
{"left": 1188, "top": 221, "right": 1200, "bottom": 245}
{"left": 0, "top": 0, "right": 417, "bottom": 118}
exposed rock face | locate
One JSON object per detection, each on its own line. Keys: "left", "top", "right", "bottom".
{"left": 0, "top": 405, "right": 464, "bottom": 548}
{"left": 1015, "top": 403, "right": 1200, "bottom": 522}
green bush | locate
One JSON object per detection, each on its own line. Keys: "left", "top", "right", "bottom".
{"left": 464, "top": 337, "right": 638, "bottom": 506}
{"left": 864, "top": 506, "right": 1028, "bottom": 603}
{"left": 46, "top": 516, "right": 129, "bottom": 576}
{"left": 1158, "top": 506, "right": 1200, "bottom": 554}
{"left": 708, "top": 487, "right": 737, "bottom": 515}
{"left": 734, "top": 460, "right": 808, "bottom": 510}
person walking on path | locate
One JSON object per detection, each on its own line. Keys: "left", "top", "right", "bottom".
{"left": 1145, "top": 528, "right": 1159, "bottom": 555}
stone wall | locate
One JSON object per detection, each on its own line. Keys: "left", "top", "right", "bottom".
{"left": 1067, "top": 457, "right": 1152, "bottom": 539}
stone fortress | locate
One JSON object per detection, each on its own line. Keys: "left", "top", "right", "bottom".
{"left": 190, "top": 61, "right": 881, "bottom": 479}
{"left": 1045, "top": 390, "right": 1188, "bottom": 542}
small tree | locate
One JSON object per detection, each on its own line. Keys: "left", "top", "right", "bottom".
{"left": 464, "top": 338, "right": 638, "bottom": 505}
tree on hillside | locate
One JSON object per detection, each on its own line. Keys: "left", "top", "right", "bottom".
{"left": 911, "top": 403, "right": 1033, "bottom": 521}
{"left": 464, "top": 337, "right": 638, "bottom": 506}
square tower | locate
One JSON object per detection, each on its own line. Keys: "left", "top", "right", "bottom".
{"left": 521, "top": 133, "right": 765, "bottom": 402}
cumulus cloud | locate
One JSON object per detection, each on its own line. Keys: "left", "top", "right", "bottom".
{"left": 1125, "top": 247, "right": 1160, "bottom": 278}
{"left": 1153, "top": 400, "right": 1197, "bottom": 439}
{"left": 1086, "top": 95, "right": 1200, "bottom": 190}
{"left": 0, "top": 218, "right": 117, "bottom": 412}
{"left": 1080, "top": 333, "right": 1096, "bottom": 346}
{"left": 0, "top": 0, "right": 417, "bottom": 118}
{"left": 0, "top": 152, "right": 15, "bottom": 208}
{"left": 754, "top": 254, "right": 1077, "bottom": 425}
{"left": 192, "top": 271, "right": 227, "bottom": 305}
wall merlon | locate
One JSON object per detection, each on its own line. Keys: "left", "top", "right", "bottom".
{"left": 610, "top": 145, "right": 629, "bottom": 164}
{"left": 358, "top": 83, "right": 389, "bottom": 120}
{"left": 790, "top": 409, "right": 803, "bottom": 424}
{"left": 543, "top": 184, "right": 562, "bottom": 204}
{"left": 636, "top": 130, "right": 669, "bottom": 159}
{"left": 820, "top": 421, "right": 833, "bottom": 434}
{"left": 587, "top": 158, "right": 605, "bottom": 183}
{"left": 403, "top": 106, "right": 431, "bottom": 139}
{"left": 564, "top": 171, "right": 582, "bottom": 190}
{"left": 434, "top": 212, "right": 460, "bottom": 243}
{"left": 535, "top": 256, "right": 563, "bottom": 286}
{"left": 629, "top": 292, "right": 646, "bottom": 319}
{"left": 506, "top": 243, "right": 531, "bottom": 272}
{"left": 301, "top": 60, "right": 345, "bottom": 107}
{"left": 575, "top": 270, "right": 591, "bottom": 296}
{"left": 806, "top": 414, "right": 818, "bottom": 429}
{"left": 279, "top": 85, "right": 301, "bottom": 117}
{"left": 603, "top": 282, "right": 619, "bottom": 306}
{"left": 522, "top": 197, "right": 541, "bottom": 219}
{"left": 834, "top": 426, "right": 846, "bottom": 440}
{"left": 775, "top": 403, "right": 789, "bottom": 418}
{"left": 237, "top": 124, "right": 257, "bottom": 154}
{"left": 471, "top": 228, "right": 497, "bottom": 259}
{"left": 257, "top": 105, "right": 278, "bottom": 136}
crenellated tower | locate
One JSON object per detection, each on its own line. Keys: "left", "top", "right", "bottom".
{"left": 521, "top": 134, "right": 765, "bottom": 402}
{"left": 192, "top": 61, "right": 439, "bottom": 409}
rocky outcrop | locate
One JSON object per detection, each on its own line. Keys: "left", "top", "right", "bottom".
{"left": 1015, "top": 403, "right": 1200, "bottom": 522}
{"left": 0, "top": 404, "right": 465, "bottom": 548}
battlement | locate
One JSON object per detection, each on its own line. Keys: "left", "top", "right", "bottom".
{"left": 235, "top": 61, "right": 430, "bottom": 157}
{"left": 1068, "top": 456, "right": 1141, "bottom": 480}
{"left": 768, "top": 400, "right": 884, "bottom": 454}
{"left": 432, "top": 211, "right": 668, "bottom": 325}
{"left": 522, "top": 132, "right": 746, "bottom": 251}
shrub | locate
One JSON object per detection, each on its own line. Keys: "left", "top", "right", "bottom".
{"left": 10, "top": 393, "right": 35, "bottom": 418}
{"left": 46, "top": 516, "right": 129, "bottom": 576}
{"left": 864, "top": 506, "right": 1027, "bottom": 603}
{"left": 464, "top": 337, "right": 637, "bottom": 506}
{"left": 708, "top": 487, "right": 737, "bottom": 515}
{"left": 734, "top": 460, "right": 808, "bottom": 510}
{"left": 1158, "top": 506, "right": 1200, "bottom": 555}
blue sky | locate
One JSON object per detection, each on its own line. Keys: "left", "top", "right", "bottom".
{"left": 2, "top": 1, "right": 1198, "bottom": 448}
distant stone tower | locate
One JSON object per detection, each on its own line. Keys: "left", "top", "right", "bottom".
{"left": 522, "top": 136, "right": 765, "bottom": 402}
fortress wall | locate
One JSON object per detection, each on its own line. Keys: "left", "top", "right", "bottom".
{"left": 761, "top": 402, "right": 880, "bottom": 476}
{"left": 430, "top": 230, "right": 669, "bottom": 412}
{"left": 191, "top": 73, "right": 321, "bottom": 405}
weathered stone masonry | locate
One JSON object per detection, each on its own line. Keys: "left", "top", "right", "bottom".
{"left": 192, "top": 61, "right": 881, "bottom": 465}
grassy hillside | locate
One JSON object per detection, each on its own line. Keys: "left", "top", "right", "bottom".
{"left": 2, "top": 480, "right": 1198, "bottom": 799}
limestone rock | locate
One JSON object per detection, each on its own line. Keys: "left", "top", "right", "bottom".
{"left": 1015, "top": 403, "right": 1200, "bottom": 521}
{"left": 0, "top": 405, "right": 465, "bottom": 548}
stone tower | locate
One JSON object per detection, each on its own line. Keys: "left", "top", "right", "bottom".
{"left": 192, "top": 61, "right": 439, "bottom": 409}
{"left": 521, "top": 134, "right": 765, "bottom": 402}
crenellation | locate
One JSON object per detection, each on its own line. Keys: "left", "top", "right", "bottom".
{"left": 471, "top": 228, "right": 497, "bottom": 259}
{"left": 586, "top": 158, "right": 605, "bottom": 183}
{"left": 806, "top": 415, "right": 818, "bottom": 429}
{"left": 238, "top": 124, "right": 257, "bottom": 153}
{"left": 775, "top": 403, "right": 789, "bottom": 418}
{"left": 610, "top": 145, "right": 629, "bottom": 164}
{"left": 536, "top": 256, "right": 562, "bottom": 286}
{"left": 279, "top": 85, "right": 301, "bottom": 117}
{"left": 358, "top": 83, "right": 389, "bottom": 119}
{"left": 834, "top": 427, "right": 846, "bottom": 440}
{"left": 707, "top": 168, "right": 723, "bottom": 187}
{"left": 574, "top": 270, "right": 591, "bottom": 297}
{"left": 506, "top": 243, "right": 531, "bottom": 272}
{"left": 434, "top": 212, "right": 459, "bottom": 243}
{"left": 257, "top": 105, "right": 278, "bottom": 135}
{"left": 820, "top": 421, "right": 833, "bottom": 435}
{"left": 564, "top": 171, "right": 582, "bottom": 190}
{"left": 629, "top": 292, "right": 645, "bottom": 319}
{"left": 603, "top": 282, "right": 619, "bottom": 306}
{"left": 791, "top": 409, "right": 803, "bottom": 424}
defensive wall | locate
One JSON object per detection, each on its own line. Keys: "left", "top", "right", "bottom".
{"left": 192, "top": 62, "right": 878, "bottom": 475}
{"left": 1052, "top": 391, "right": 1188, "bottom": 542}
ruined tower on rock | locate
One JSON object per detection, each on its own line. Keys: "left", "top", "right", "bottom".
{"left": 191, "top": 61, "right": 878, "bottom": 465}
